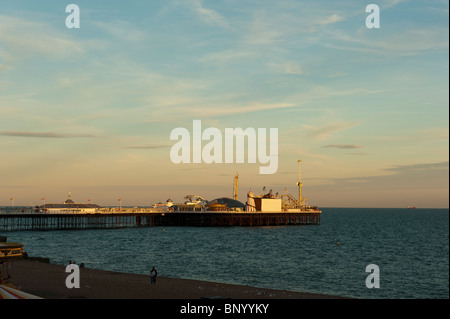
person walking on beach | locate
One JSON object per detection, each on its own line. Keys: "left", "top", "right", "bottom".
{"left": 150, "top": 267, "right": 157, "bottom": 285}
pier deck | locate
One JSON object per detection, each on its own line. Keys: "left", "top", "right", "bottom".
{"left": 0, "top": 211, "right": 320, "bottom": 231}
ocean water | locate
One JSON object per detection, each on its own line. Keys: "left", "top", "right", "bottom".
{"left": 3, "top": 208, "right": 449, "bottom": 299}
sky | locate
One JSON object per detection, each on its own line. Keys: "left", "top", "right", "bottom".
{"left": 0, "top": 0, "right": 448, "bottom": 208}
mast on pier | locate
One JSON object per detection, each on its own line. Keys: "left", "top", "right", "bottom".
{"left": 233, "top": 173, "right": 239, "bottom": 200}
{"left": 297, "top": 160, "right": 302, "bottom": 207}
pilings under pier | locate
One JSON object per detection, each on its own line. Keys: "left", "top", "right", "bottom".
{"left": 0, "top": 212, "right": 321, "bottom": 231}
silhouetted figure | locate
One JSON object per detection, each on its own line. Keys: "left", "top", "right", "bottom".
{"left": 150, "top": 267, "right": 157, "bottom": 285}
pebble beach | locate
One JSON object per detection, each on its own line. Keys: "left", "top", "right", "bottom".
{"left": 8, "top": 259, "right": 345, "bottom": 299}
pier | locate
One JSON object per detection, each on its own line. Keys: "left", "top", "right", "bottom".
{"left": 0, "top": 211, "right": 320, "bottom": 231}
{"left": 0, "top": 160, "right": 324, "bottom": 231}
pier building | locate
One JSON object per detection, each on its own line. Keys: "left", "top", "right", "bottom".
{"left": 37, "top": 193, "right": 102, "bottom": 214}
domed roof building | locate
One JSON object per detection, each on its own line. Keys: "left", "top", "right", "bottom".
{"left": 64, "top": 197, "right": 75, "bottom": 204}
{"left": 207, "top": 197, "right": 245, "bottom": 211}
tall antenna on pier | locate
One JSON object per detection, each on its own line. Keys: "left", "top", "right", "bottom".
{"left": 233, "top": 172, "right": 239, "bottom": 200}
{"left": 297, "top": 160, "right": 302, "bottom": 207}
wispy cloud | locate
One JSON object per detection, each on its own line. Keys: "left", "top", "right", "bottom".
{"left": 301, "top": 122, "right": 360, "bottom": 141}
{"left": 0, "top": 131, "right": 99, "bottom": 138}
{"left": 309, "top": 161, "right": 448, "bottom": 188}
{"left": 124, "top": 144, "right": 170, "bottom": 150}
{"left": 323, "top": 144, "right": 364, "bottom": 149}
{"left": 245, "top": 10, "right": 282, "bottom": 44}
{"left": 199, "top": 49, "right": 256, "bottom": 64}
{"left": 151, "top": 101, "right": 296, "bottom": 119}
{"left": 385, "top": 161, "right": 449, "bottom": 172}
{"left": 187, "top": 0, "right": 229, "bottom": 28}
{"left": 92, "top": 20, "right": 147, "bottom": 42}
{"left": 324, "top": 27, "right": 448, "bottom": 56}
{"left": 268, "top": 62, "right": 303, "bottom": 75}
{"left": 318, "top": 14, "right": 344, "bottom": 25}
{"left": 384, "top": 0, "right": 409, "bottom": 9}
{"left": 0, "top": 15, "right": 83, "bottom": 67}
{"left": 347, "top": 152, "right": 368, "bottom": 156}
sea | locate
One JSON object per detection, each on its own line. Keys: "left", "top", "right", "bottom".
{"left": 2, "top": 207, "right": 449, "bottom": 299}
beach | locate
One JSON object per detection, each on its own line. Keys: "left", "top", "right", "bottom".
{"left": 7, "top": 259, "right": 345, "bottom": 299}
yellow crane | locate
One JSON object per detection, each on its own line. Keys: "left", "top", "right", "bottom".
{"left": 297, "top": 160, "right": 302, "bottom": 207}
{"left": 233, "top": 173, "right": 239, "bottom": 200}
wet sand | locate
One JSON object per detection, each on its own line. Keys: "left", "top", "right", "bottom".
{"left": 7, "top": 259, "right": 346, "bottom": 299}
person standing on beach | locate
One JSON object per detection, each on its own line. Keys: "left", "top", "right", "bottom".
{"left": 150, "top": 267, "right": 157, "bottom": 285}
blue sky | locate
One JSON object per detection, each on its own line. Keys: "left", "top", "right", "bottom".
{"left": 0, "top": 0, "right": 448, "bottom": 207}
